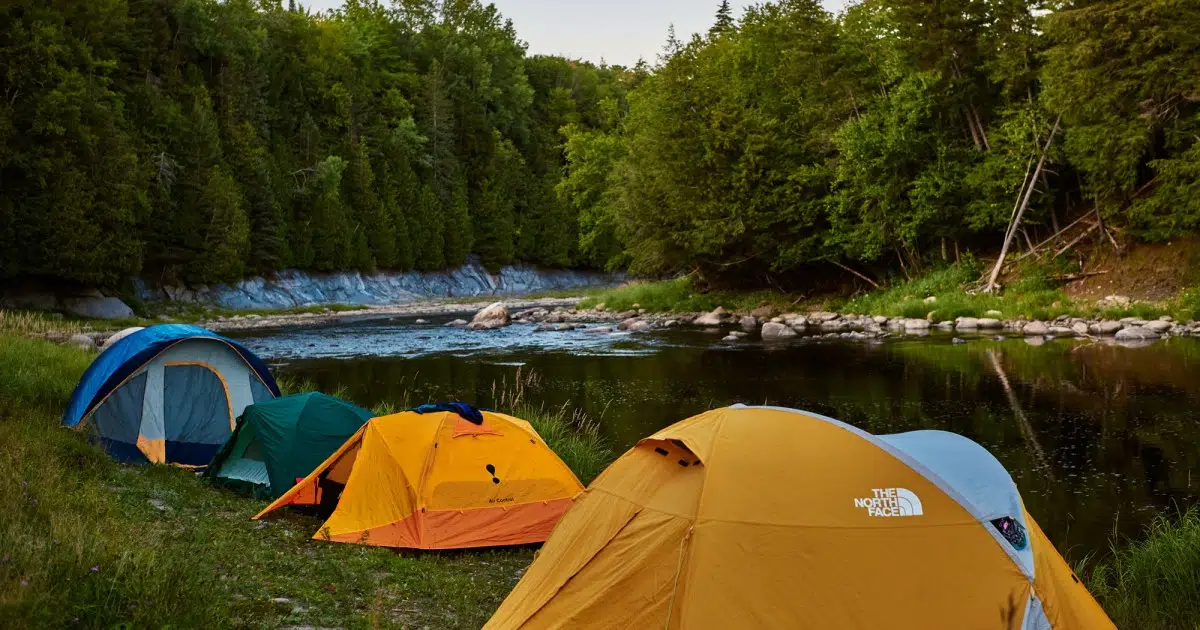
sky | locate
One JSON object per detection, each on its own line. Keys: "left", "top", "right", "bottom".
{"left": 297, "top": 1, "right": 849, "bottom": 68}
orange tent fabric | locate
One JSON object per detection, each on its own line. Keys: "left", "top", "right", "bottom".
{"left": 486, "top": 405, "right": 1115, "bottom": 630}
{"left": 254, "top": 409, "right": 584, "bottom": 550}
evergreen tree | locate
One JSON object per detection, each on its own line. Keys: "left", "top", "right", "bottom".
{"left": 711, "top": 1, "right": 735, "bottom": 37}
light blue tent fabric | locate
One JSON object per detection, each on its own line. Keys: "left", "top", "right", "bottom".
{"left": 62, "top": 325, "right": 280, "bottom": 465}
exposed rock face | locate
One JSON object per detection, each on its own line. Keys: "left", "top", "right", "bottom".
{"left": 760, "top": 322, "right": 797, "bottom": 340}
{"left": 63, "top": 296, "right": 135, "bottom": 320}
{"left": 468, "top": 302, "right": 510, "bottom": 330}
{"left": 134, "top": 259, "right": 621, "bottom": 310}
{"left": 100, "top": 327, "right": 145, "bottom": 352}
{"left": 693, "top": 307, "right": 728, "bottom": 327}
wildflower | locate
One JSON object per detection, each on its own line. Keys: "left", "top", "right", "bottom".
{"left": 89, "top": 566, "right": 99, "bottom": 573}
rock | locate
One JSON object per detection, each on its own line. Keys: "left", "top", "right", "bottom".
{"left": 935, "top": 321, "right": 954, "bottom": 331}
{"left": 594, "top": 303, "right": 607, "bottom": 312}
{"left": 1144, "top": 320, "right": 1172, "bottom": 333}
{"left": 904, "top": 319, "right": 931, "bottom": 330}
{"left": 628, "top": 320, "right": 652, "bottom": 332}
{"left": 149, "top": 498, "right": 168, "bottom": 512}
{"left": 977, "top": 318, "right": 1002, "bottom": 329}
{"left": 1102, "top": 295, "right": 1132, "bottom": 308}
{"left": 100, "top": 327, "right": 145, "bottom": 352}
{"left": 445, "top": 319, "right": 469, "bottom": 327}
{"left": 923, "top": 296, "right": 938, "bottom": 304}
{"left": 63, "top": 296, "right": 134, "bottom": 320}
{"left": 554, "top": 323, "right": 576, "bottom": 332}
{"left": 468, "top": 302, "right": 510, "bottom": 330}
{"left": 631, "top": 303, "right": 641, "bottom": 309}
{"left": 68, "top": 334, "right": 96, "bottom": 351}
{"left": 750, "top": 306, "right": 778, "bottom": 320}
{"left": 156, "top": 314, "right": 173, "bottom": 322}
{"left": 1072, "top": 322, "right": 1090, "bottom": 335}
{"left": 1024, "top": 336, "right": 1046, "bottom": 347}
{"left": 616, "top": 310, "right": 638, "bottom": 320}
{"left": 534, "top": 323, "right": 555, "bottom": 333}
{"left": 809, "top": 312, "right": 839, "bottom": 322}
{"left": 1159, "top": 315, "right": 1174, "bottom": 322}
{"left": 789, "top": 316, "right": 810, "bottom": 328}
{"left": 873, "top": 316, "right": 889, "bottom": 325}
{"left": 693, "top": 307, "right": 728, "bottom": 327}
{"left": 770, "top": 316, "right": 784, "bottom": 324}
{"left": 618, "top": 318, "right": 639, "bottom": 331}
{"left": 1049, "top": 326, "right": 1076, "bottom": 336}
{"left": 414, "top": 318, "right": 428, "bottom": 324}
{"left": 955, "top": 317, "right": 980, "bottom": 330}
{"left": 1115, "top": 327, "right": 1160, "bottom": 341}
{"left": 730, "top": 330, "right": 749, "bottom": 338}
{"left": 1022, "top": 321, "right": 1050, "bottom": 336}
{"left": 952, "top": 337, "right": 967, "bottom": 345}
{"left": 583, "top": 326, "right": 614, "bottom": 334}
{"left": 820, "top": 320, "right": 846, "bottom": 331}
{"left": 1089, "top": 320, "right": 1123, "bottom": 335}
{"left": 722, "top": 334, "right": 739, "bottom": 341}
{"left": 984, "top": 310, "right": 1003, "bottom": 317}
{"left": 663, "top": 320, "right": 680, "bottom": 328}
{"left": 739, "top": 316, "right": 759, "bottom": 331}
{"left": 760, "top": 322, "right": 798, "bottom": 340}
{"left": 1119, "top": 317, "right": 1138, "bottom": 324}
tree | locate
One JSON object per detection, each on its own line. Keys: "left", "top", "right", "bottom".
{"left": 711, "top": 1, "right": 735, "bottom": 37}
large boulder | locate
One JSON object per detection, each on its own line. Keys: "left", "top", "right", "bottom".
{"left": 63, "top": 296, "right": 134, "bottom": 320}
{"left": 1144, "top": 320, "right": 1173, "bottom": 333}
{"left": 1022, "top": 321, "right": 1049, "bottom": 336}
{"left": 904, "top": 319, "right": 931, "bottom": 330}
{"left": 760, "top": 322, "right": 797, "bottom": 340}
{"left": 1115, "top": 327, "right": 1160, "bottom": 342}
{"left": 955, "top": 317, "right": 980, "bottom": 330}
{"left": 1089, "top": 320, "right": 1124, "bottom": 335}
{"left": 693, "top": 307, "right": 728, "bottom": 327}
{"left": 468, "top": 302, "right": 510, "bottom": 330}
{"left": 100, "top": 327, "right": 145, "bottom": 352}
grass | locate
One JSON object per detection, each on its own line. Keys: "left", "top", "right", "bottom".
{"left": 0, "top": 334, "right": 612, "bottom": 628}
{"left": 1085, "top": 507, "right": 1200, "bottom": 630}
{"left": 578, "top": 277, "right": 798, "bottom": 315}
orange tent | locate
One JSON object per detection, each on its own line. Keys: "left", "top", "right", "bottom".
{"left": 254, "top": 407, "right": 583, "bottom": 550}
{"left": 486, "top": 405, "right": 1115, "bottom": 629}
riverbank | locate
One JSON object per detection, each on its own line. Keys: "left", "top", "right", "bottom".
{"left": 1, "top": 334, "right": 1198, "bottom": 626}
{"left": 0, "top": 334, "right": 607, "bottom": 627}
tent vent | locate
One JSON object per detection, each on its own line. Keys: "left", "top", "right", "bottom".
{"left": 991, "top": 517, "right": 1028, "bottom": 550}
{"left": 655, "top": 447, "right": 669, "bottom": 456}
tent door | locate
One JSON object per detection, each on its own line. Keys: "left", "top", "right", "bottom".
{"left": 163, "top": 362, "right": 234, "bottom": 466}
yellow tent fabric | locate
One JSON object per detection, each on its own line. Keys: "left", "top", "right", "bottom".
{"left": 486, "top": 406, "right": 1115, "bottom": 630}
{"left": 254, "top": 409, "right": 584, "bottom": 550}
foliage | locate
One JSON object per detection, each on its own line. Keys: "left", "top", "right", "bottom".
{"left": 1086, "top": 507, "right": 1200, "bottom": 630}
{"left": 0, "top": 0, "right": 634, "bottom": 288}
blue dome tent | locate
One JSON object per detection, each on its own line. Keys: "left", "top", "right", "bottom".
{"left": 63, "top": 325, "right": 280, "bottom": 466}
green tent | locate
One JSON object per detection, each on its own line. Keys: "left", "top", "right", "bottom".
{"left": 207, "top": 392, "right": 373, "bottom": 499}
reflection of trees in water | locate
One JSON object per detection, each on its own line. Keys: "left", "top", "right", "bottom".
{"left": 278, "top": 337, "right": 1200, "bottom": 559}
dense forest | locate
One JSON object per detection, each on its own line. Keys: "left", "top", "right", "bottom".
{"left": 1, "top": 0, "right": 1198, "bottom": 290}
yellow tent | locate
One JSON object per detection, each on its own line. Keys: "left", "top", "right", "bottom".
{"left": 254, "top": 407, "right": 584, "bottom": 550}
{"left": 486, "top": 405, "right": 1115, "bottom": 629}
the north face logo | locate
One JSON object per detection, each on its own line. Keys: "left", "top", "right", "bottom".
{"left": 853, "top": 488, "right": 924, "bottom": 517}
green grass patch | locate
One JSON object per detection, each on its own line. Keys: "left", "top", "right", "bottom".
{"left": 1085, "top": 507, "right": 1200, "bottom": 630}
{"left": 0, "top": 335, "right": 611, "bottom": 627}
{"left": 578, "top": 277, "right": 796, "bottom": 314}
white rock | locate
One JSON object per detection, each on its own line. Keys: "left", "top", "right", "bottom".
{"left": 955, "top": 317, "right": 980, "bottom": 329}
{"left": 761, "top": 322, "right": 798, "bottom": 340}
{"left": 977, "top": 318, "right": 1003, "bottom": 329}
{"left": 923, "top": 296, "right": 938, "bottom": 304}
{"left": 68, "top": 333, "right": 96, "bottom": 351}
{"left": 1144, "top": 320, "right": 1172, "bottom": 333}
{"left": 873, "top": 316, "right": 888, "bottom": 324}
{"left": 1115, "top": 327, "right": 1160, "bottom": 341}
{"left": 904, "top": 319, "right": 931, "bottom": 330}
{"left": 445, "top": 319, "right": 469, "bottom": 327}
{"left": 628, "top": 320, "right": 652, "bottom": 332}
{"left": 693, "top": 307, "right": 728, "bottom": 327}
{"left": 468, "top": 302, "right": 510, "bottom": 330}
{"left": 1022, "top": 321, "right": 1050, "bottom": 336}
{"left": 100, "top": 327, "right": 144, "bottom": 352}
{"left": 1072, "top": 322, "right": 1090, "bottom": 335}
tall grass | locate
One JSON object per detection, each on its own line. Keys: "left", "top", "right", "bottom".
{"left": 0, "top": 309, "right": 88, "bottom": 337}
{"left": 1085, "top": 508, "right": 1200, "bottom": 629}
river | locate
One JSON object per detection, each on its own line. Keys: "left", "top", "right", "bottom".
{"left": 230, "top": 312, "right": 1200, "bottom": 561}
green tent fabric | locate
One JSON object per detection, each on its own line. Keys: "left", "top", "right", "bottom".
{"left": 207, "top": 393, "right": 373, "bottom": 499}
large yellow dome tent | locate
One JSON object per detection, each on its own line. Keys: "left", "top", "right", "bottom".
{"left": 486, "top": 405, "right": 1115, "bottom": 630}
{"left": 254, "top": 404, "right": 584, "bottom": 550}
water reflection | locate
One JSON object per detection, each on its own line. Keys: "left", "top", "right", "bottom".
{"left": 233, "top": 318, "right": 1200, "bottom": 559}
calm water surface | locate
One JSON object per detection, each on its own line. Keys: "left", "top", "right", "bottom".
{"left": 231, "top": 313, "right": 1200, "bottom": 559}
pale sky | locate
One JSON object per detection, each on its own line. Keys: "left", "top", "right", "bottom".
{"left": 297, "top": 1, "right": 848, "bottom": 68}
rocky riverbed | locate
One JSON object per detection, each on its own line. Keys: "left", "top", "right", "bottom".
{"left": 451, "top": 301, "right": 1200, "bottom": 348}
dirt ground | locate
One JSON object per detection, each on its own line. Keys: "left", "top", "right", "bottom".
{"left": 1062, "top": 236, "right": 1200, "bottom": 302}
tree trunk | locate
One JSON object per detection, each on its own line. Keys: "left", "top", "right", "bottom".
{"left": 985, "top": 117, "right": 1061, "bottom": 293}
